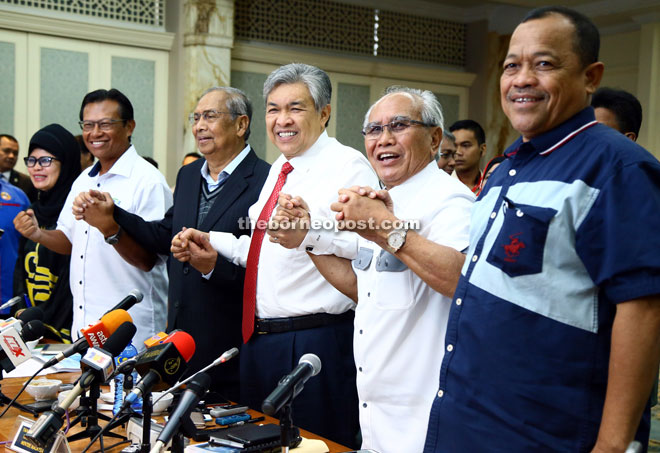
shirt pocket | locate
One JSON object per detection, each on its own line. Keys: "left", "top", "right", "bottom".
{"left": 352, "top": 247, "right": 374, "bottom": 271}
{"left": 486, "top": 197, "right": 557, "bottom": 278}
{"left": 374, "top": 249, "right": 414, "bottom": 310}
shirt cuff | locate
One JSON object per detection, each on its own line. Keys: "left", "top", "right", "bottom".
{"left": 202, "top": 269, "right": 213, "bottom": 280}
{"left": 298, "top": 227, "right": 335, "bottom": 255}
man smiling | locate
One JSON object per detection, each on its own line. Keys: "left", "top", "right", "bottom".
{"left": 423, "top": 6, "right": 660, "bottom": 452}
{"left": 14, "top": 88, "right": 171, "bottom": 347}
{"left": 175, "top": 64, "right": 377, "bottom": 447}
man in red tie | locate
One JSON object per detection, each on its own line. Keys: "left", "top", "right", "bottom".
{"left": 173, "top": 63, "right": 378, "bottom": 448}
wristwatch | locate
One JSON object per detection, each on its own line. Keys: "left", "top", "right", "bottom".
{"left": 104, "top": 226, "right": 122, "bottom": 245}
{"left": 387, "top": 227, "right": 408, "bottom": 253}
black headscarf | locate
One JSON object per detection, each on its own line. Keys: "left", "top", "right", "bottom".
{"left": 28, "top": 124, "right": 82, "bottom": 226}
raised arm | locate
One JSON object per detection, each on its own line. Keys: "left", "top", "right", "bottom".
{"left": 14, "top": 209, "right": 72, "bottom": 255}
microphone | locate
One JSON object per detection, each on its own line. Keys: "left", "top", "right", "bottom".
{"left": 26, "top": 322, "right": 136, "bottom": 447}
{"left": 41, "top": 309, "right": 133, "bottom": 369}
{"left": 122, "top": 331, "right": 195, "bottom": 408}
{"left": 105, "top": 290, "right": 143, "bottom": 314}
{"left": 150, "top": 373, "right": 211, "bottom": 453}
{"left": 262, "top": 353, "right": 321, "bottom": 416}
{"left": 153, "top": 347, "right": 238, "bottom": 404}
{"left": 0, "top": 295, "right": 25, "bottom": 312}
{"left": 0, "top": 320, "right": 45, "bottom": 372}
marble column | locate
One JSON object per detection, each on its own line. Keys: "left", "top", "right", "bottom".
{"left": 637, "top": 21, "right": 660, "bottom": 158}
{"left": 182, "top": 0, "right": 235, "bottom": 153}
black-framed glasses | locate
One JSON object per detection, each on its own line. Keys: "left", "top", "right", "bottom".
{"left": 188, "top": 109, "right": 232, "bottom": 126}
{"left": 24, "top": 156, "right": 59, "bottom": 167}
{"left": 78, "top": 119, "right": 126, "bottom": 132}
{"left": 362, "top": 118, "right": 435, "bottom": 138}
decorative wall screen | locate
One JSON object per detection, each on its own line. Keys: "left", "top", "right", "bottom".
{"left": 0, "top": 0, "right": 164, "bottom": 27}
{"left": 235, "top": 0, "right": 466, "bottom": 67}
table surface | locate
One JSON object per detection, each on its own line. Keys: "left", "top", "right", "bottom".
{"left": 0, "top": 372, "right": 351, "bottom": 453}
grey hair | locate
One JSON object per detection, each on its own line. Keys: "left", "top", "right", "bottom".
{"left": 198, "top": 86, "right": 253, "bottom": 140}
{"left": 363, "top": 86, "right": 444, "bottom": 133}
{"left": 263, "top": 63, "right": 332, "bottom": 112}
{"left": 442, "top": 129, "right": 455, "bottom": 142}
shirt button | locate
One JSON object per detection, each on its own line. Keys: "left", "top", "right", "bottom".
{"left": 97, "top": 183, "right": 100, "bottom": 187}
{"left": 359, "top": 367, "right": 363, "bottom": 372}
{"left": 183, "top": 267, "right": 190, "bottom": 275}
{"left": 472, "top": 255, "right": 478, "bottom": 262}
{"left": 79, "top": 305, "right": 83, "bottom": 310}
{"left": 362, "top": 402, "right": 367, "bottom": 408}
{"left": 367, "top": 292, "right": 370, "bottom": 297}
{"left": 446, "top": 344, "right": 454, "bottom": 352}
{"left": 456, "top": 298, "right": 462, "bottom": 306}
{"left": 437, "top": 390, "right": 444, "bottom": 398}
{"left": 80, "top": 255, "right": 83, "bottom": 259}
{"left": 490, "top": 212, "right": 496, "bottom": 219}
{"left": 509, "top": 169, "right": 516, "bottom": 176}
{"left": 359, "top": 329, "right": 363, "bottom": 334}
{"left": 79, "top": 281, "right": 82, "bottom": 285}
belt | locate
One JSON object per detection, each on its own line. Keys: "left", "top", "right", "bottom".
{"left": 255, "top": 311, "right": 354, "bottom": 334}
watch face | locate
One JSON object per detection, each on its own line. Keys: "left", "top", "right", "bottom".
{"left": 105, "top": 236, "right": 119, "bottom": 245}
{"left": 388, "top": 231, "right": 405, "bottom": 250}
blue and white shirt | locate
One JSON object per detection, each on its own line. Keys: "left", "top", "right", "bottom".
{"left": 424, "top": 107, "right": 660, "bottom": 452}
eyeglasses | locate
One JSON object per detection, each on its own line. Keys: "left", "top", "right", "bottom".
{"left": 439, "top": 151, "right": 457, "bottom": 159}
{"left": 78, "top": 119, "right": 126, "bottom": 132}
{"left": 362, "top": 118, "right": 435, "bottom": 138}
{"left": 24, "top": 156, "right": 59, "bottom": 167}
{"left": 188, "top": 110, "right": 232, "bottom": 126}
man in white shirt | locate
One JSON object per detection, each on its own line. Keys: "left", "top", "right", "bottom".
{"left": 271, "top": 87, "right": 474, "bottom": 453}
{"left": 174, "top": 64, "right": 378, "bottom": 448}
{"left": 14, "top": 88, "right": 171, "bottom": 347}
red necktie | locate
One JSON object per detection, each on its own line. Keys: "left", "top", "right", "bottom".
{"left": 242, "top": 162, "right": 294, "bottom": 343}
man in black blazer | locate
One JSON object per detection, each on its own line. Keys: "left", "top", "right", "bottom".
{"left": 72, "top": 87, "right": 270, "bottom": 400}
{"left": 1, "top": 134, "right": 37, "bottom": 202}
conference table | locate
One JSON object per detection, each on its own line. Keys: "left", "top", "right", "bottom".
{"left": 0, "top": 372, "right": 350, "bottom": 453}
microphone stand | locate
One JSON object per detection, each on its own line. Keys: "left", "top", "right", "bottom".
{"left": 138, "top": 392, "right": 153, "bottom": 453}
{"left": 67, "top": 378, "right": 125, "bottom": 445}
{"left": 278, "top": 401, "right": 301, "bottom": 453}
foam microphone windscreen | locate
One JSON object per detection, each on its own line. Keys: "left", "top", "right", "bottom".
{"left": 101, "top": 309, "right": 133, "bottom": 331}
{"left": 18, "top": 306, "right": 44, "bottom": 323}
{"left": 103, "top": 322, "right": 137, "bottom": 356}
{"left": 22, "top": 320, "right": 45, "bottom": 341}
{"left": 163, "top": 331, "right": 196, "bottom": 362}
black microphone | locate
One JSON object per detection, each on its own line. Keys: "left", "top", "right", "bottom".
{"left": 150, "top": 373, "right": 211, "bottom": 453}
{"left": 261, "top": 353, "right": 321, "bottom": 416}
{"left": 25, "top": 322, "right": 136, "bottom": 447}
{"left": 105, "top": 290, "right": 143, "bottom": 314}
{"left": 17, "top": 306, "right": 44, "bottom": 323}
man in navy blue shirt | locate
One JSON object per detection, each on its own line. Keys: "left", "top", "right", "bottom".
{"left": 424, "top": 6, "right": 660, "bottom": 453}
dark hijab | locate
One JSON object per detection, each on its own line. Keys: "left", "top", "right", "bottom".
{"left": 28, "top": 124, "right": 82, "bottom": 226}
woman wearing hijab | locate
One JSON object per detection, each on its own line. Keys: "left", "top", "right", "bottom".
{"left": 13, "top": 124, "right": 81, "bottom": 342}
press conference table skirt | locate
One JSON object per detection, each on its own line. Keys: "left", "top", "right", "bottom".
{"left": 0, "top": 372, "right": 350, "bottom": 452}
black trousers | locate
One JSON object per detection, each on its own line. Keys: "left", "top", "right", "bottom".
{"left": 239, "top": 318, "right": 359, "bottom": 448}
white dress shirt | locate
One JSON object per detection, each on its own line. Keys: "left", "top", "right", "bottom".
{"left": 58, "top": 145, "right": 173, "bottom": 348}
{"left": 209, "top": 131, "right": 378, "bottom": 318}
{"left": 353, "top": 163, "right": 473, "bottom": 453}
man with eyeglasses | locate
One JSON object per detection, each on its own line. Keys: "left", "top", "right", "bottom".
{"left": 270, "top": 86, "right": 474, "bottom": 453}
{"left": 0, "top": 134, "right": 37, "bottom": 202}
{"left": 14, "top": 88, "right": 172, "bottom": 348}
{"left": 71, "top": 87, "right": 269, "bottom": 398}
{"left": 174, "top": 64, "right": 377, "bottom": 447}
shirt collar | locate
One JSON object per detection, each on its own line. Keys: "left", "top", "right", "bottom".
{"left": 504, "top": 107, "right": 598, "bottom": 157}
{"left": 88, "top": 145, "right": 138, "bottom": 177}
{"left": 1, "top": 170, "right": 10, "bottom": 180}
{"left": 389, "top": 161, "right": 439, "bottom": 204}
{"left": 273, "top": 130, "right": 330, "bottom": 173}
{"left": 200, "top": 144, "right": 251, "bottom": 182}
